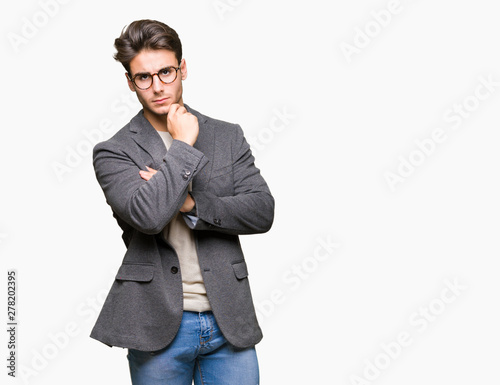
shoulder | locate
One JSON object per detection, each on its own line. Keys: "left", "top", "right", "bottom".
{"left": 187, "top": 105, "right": 244, "bottom": 139}
{"left": 93, "top": 112, "right": 141, "bottom": 155}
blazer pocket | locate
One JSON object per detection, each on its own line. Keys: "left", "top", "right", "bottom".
{"left": 232, "top": 261, "right": 249, "bottom": 280}
{"left": 115, "top": 263, "right": 154, "bottom": 282}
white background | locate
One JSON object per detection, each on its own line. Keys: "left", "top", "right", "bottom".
{"left": 2, "top": 0, "right": 500, "bottom": 384}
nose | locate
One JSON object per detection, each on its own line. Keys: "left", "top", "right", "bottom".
{"left": 151, "top": 74, "right": 163, "bottom": 92}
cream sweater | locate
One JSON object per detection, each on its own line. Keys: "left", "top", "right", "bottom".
{"left": 158, "top": 131, "right": 211, "bottom": 312}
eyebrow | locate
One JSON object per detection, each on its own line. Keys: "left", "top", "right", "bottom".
{"left": 132, "top": 65, "right": 178, "bottom": 77}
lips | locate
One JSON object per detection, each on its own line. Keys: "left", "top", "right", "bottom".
{"left": 153, "top": 97, "right": 168, "bottom": 104}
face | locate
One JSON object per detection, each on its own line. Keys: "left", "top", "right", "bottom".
{"left": 127, "top": 49, "right": 187, "bottom": 124}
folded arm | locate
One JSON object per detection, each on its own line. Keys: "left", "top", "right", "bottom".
{"left": 93, "top": 139, "right": 208, "bottom": 234}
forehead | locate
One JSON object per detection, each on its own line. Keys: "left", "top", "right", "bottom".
{"left": 129, "top": 49, "right": 178, "bottom": 74}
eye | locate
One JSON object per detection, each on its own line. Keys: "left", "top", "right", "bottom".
{"left": 160, "top": 68, "right": 171, "bottom": 76}
{"left": 138, "top": 74, "right": 150, "bottom": 81}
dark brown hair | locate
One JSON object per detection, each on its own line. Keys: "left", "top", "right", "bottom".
{"left": 114, "top": 19, "right": 182, "bottom": 74}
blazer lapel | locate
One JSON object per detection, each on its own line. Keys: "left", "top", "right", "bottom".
{"left": 129, "top": 111, "right": 168, "bottom": 169}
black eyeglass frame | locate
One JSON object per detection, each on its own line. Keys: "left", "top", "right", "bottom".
{"left": 127, "top": 66, "right": 182, "bottom": 90}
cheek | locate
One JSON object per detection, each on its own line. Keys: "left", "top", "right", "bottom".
{"left": 136, "top": 92, "right": 149, "bottom": 104}
{"left": 173, "top": 83, "right": 183, "bottom": 99}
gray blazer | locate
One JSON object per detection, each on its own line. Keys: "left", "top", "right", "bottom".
{"left": 90, "top": 105, "right": 274, "bottom": 351}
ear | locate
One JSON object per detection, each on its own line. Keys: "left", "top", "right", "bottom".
{"left": 126, "top": 73, "right": 136, "bottom": 92}
{"left": 180, "top": 59, "right": 188, "bottom": 80}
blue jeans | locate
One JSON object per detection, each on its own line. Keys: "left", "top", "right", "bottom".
{"left": 127, "top": 311, "right": 259, "bottom": 385}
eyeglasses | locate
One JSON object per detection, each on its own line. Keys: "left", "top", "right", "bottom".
{"left": 128, "top": 66, "right": 181, "bottom": 90}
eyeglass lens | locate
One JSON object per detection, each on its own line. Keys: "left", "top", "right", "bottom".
{"left": 134, "top": 67, "right": 178, "bottom": 89}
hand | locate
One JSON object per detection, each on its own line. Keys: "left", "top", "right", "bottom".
{"left": 167, "top": 104, "right": 199, "bottom": 146}
{"left": 180, "top": 193, "right": 195, "bottom": 213}
{"left": 139, "top": 166, "right": 157, "bottom": 181}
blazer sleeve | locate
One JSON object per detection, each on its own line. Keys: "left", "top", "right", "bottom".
{"left": 93, "top": 138, "right": 209, "bottom": 235}
{"left": 185, "top": 125, "right": 275, "bottom": 235}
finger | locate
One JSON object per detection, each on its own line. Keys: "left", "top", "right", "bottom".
{"left": 169, "top": 103, "right": 179, "bottom": 116}
{"left": 139, "top": 171, "right": 151, "bottom": 181}
{"left": 145, "top": 166, "right": 158, "bottom": 174}
{"left": 176, "top": 105, "right": 187, "bottom": 115}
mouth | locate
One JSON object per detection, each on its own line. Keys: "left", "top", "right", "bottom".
{"left": 153, "top": 97, "right": 169, "bottom": 104}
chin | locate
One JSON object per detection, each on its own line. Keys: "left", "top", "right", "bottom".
{"left": 150, "top": 104, "right": 171, "bottom": 116}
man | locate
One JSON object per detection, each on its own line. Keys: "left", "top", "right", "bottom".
{"left": 91, "top": 19, "right": 274, "bottom": 385}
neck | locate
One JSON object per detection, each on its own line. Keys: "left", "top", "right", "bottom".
{"left": 143, "top": 110, "right": 168, "bottom": 132}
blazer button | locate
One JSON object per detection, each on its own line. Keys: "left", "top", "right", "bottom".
{"left": 171, "top": 266, "right": 178, "bottom": 274}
